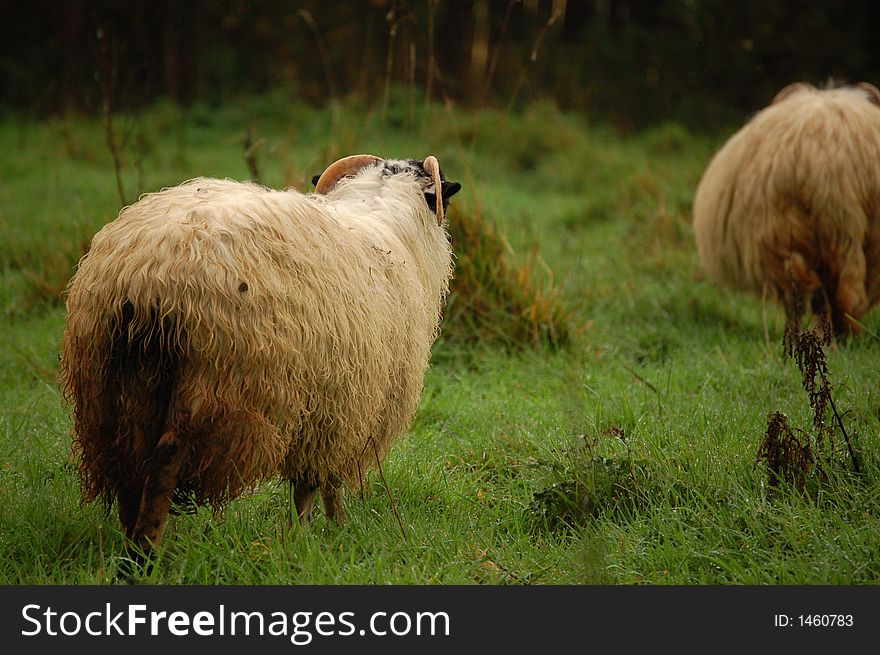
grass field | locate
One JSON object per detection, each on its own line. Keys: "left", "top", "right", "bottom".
{"left": 1, "top": 93, "right": 878, "bottom": 584}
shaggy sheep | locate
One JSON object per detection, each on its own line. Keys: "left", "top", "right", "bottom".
{"left": 692, "top": 82, "right": 880, "bottom": 334}
{"left": 59, "top": 154, "right": 461, "bottom": 556}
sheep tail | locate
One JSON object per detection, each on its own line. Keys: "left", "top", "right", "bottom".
{"left": 112, "top": 300, "right": 190, "bottom": 529}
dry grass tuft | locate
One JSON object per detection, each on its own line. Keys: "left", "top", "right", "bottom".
{"left": 0, "top": 222, "right": 88, "bottom": 312}
{"left": 443, "top": 204, "right": 578, "bottom": 348}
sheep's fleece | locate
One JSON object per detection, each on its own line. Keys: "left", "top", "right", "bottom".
{"left": 692, "top": 83, "right": 880, "bottom": 333}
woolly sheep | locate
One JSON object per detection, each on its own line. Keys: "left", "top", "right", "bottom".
{"left": 59, "top": 155, "right": 461, "bottom": 557}
{"left": 692, "top": 82, "right": 880, "bottom": 334}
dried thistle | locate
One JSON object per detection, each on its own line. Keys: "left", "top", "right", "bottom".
{"left": 784, "top": 313, "right": 833, "bottom": 449}
{"left": 766, "top": 308, "right": 861, "bottom": 487}
{"left": 757, "top": 411, "right": 815, "bottom": 490}
{"left": 243, "top": 125, "right": 262, "bottom": 183}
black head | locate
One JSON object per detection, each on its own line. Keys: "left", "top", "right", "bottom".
{"left": 311, "top": 158, "right": 461, "bottom": 211}
{"left": 382, "top": 159, "right": 462, "bottom": 213}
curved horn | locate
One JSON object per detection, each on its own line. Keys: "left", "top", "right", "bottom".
{"left": 855, "top": 82, "right": 880, "bottom": 107}
{"left": 314, "top": 154, "right": 381, "bottom": 194}
{"left": 423, "top": 155, "right": 444, "bottom": 226}
{"left": 772, "top": 82, "right": 813, "bottom": 105}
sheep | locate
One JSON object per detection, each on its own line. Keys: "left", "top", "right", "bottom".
{"left": 692, "top": 82, "right": 880, "bottom": 335}
{"left": 59, "top": 154, "right": 461, "bottom": 558}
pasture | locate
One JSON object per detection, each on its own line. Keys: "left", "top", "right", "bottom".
{"left": 1, "top": 94, "right": 878, "bottom": 583}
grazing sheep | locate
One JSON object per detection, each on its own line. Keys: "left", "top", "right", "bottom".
{"left": 59, "top": 155, "right": 461, "bottom": 557}
{"left": 693, "top": 82, "right": 880, "bottom": 334}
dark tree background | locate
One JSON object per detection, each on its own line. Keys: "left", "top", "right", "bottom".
{"left": 2, "top": 0, "right": 878, "bottom": 128}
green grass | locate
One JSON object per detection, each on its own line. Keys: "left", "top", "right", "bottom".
{"left": 1, "top": 92, "right": 879, "bottom": 584}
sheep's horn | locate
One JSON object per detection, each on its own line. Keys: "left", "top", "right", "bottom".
{"left": 772, "top": 82, "right": 813, "bottom": 105}
{"left": 855, "top": 82, "right": 880, "bottom": 107}
{"left": 315, "top": 154, "right": 381, "bottom": 194}
{"left": 423, "top": 155, "right": 444, "bottom": 226}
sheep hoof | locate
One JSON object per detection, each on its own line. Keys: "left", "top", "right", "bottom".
{"left": 117, "top": 547, "right": 152, "bottom": 581}
{"left": 292, "top": 479, "right": 319, "bottom": 527}
{"left": 322, "top": 479, "right": 346, "bottom": 525}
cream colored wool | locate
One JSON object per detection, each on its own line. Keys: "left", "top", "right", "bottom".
{"left": 693, "top": 84, "right": 880, "bottom": 332}
{"left": 60, "top": 170, "right": 453, "bottom": 509}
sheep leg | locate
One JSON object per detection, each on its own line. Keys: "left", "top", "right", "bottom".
{"left": 130, "top": 430, "right": 185, "bottom": 558}
{"left": 322, "top": 475, "right": 346, "bottom": 525}
{"left": 761, "top": 282, "right": 771, "bottom": 351}
{"left": 117, "top": 486, "right": 142, "bottom": 540}
{"left": 832, "top": 251, "right": 868, "bottom": 335}
{"left": 292, "top": 479, "right": 319, "bottom": 526}
{"left": 779, "top": 284, "right": 801, "bottom": 335}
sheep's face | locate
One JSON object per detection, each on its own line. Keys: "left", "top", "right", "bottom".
{"left": 379, "top": 159, "right": 462, "bottom": 213}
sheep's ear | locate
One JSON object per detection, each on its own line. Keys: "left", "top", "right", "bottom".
{"left": 772, "top": 82, "right": 813, "bottom": 104}
{"left": 441, "top": 181, "right": 461, "bottom": 200}
{"left": 425, "top": 181, "right": 462, "bottom": 212}
{"left": 855, "top": 82, "right": 880, "bottom": 107}
{"left": 311, "top": 174, "right": 321, "bottom": 187}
